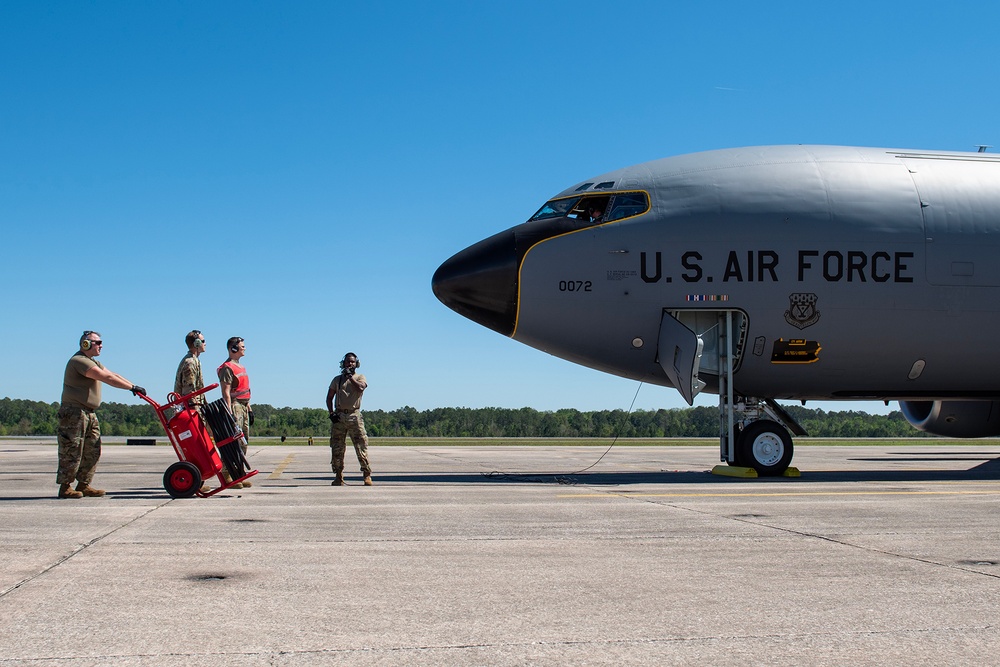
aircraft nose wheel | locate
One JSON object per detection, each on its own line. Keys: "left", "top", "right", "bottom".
{"left": 736, "top": 420, "right": 794, "bottom": 476}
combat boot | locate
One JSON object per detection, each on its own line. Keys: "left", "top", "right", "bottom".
{"left": 240, "top": 478, "right": 252, "bottom": 488}
{"left": 331, "top": 473, "right": 344, "bottom": 486}
{"left": 363, "top": 475, "right": 373, "bottom": 486}
{"left": 76, "top": 483, "right": 105, "bottom": 497}
{"left": 58, "top": 483, "right": 83, "bottom": 499}
{"left": 223, "top": 470, "right": 243, "bottom": 489}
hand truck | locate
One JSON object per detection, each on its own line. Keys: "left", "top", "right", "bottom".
{"left": 138, "top": 383, "right": 258, "bottom": 498}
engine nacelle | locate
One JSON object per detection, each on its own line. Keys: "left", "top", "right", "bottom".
{"left": 899, "top": 400, "right": 1000, "bottom": 438}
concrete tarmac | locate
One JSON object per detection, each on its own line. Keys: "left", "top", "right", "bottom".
{"left": 2, "top": 440, "right": 1000, "bottom": 666}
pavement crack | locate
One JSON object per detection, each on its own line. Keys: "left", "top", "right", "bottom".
{"left": 591, "top": 488, "right": 1000, "bottom": 581}
{"left": 0, "top": 502, "right": 170, "bottom": 600}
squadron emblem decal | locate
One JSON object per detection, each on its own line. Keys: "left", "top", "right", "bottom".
{"left": 785, "top": 292, "right": 820, "bottom": 330}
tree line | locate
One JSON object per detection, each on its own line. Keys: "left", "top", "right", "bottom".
{"left": 0, "top": 397, "right": 929, "bottom": 439}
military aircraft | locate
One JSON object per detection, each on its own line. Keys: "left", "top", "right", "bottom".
{"left": 432, "top": 145, "right": 1000, "bottom": 475}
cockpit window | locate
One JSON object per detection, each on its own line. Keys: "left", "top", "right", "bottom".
{"left": 528, "top": 191, "right": 649, "bottom": 225}
{"left": 606, "top": 192, "right": 649, "bottom": 221}
{"left": 567, "top": 195, "right": 611, "bottom": 222}
{"left": 529, "top": 197, "right": 581, "bottom": 221}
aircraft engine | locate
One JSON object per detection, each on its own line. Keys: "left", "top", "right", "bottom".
{"left": 899, "top": 400, "right": 1000, "bottom": 438}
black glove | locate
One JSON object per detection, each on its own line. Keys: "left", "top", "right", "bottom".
{"left": 249, "top": 410, "right": 255, "bottom": 426}
{"left": 329, "top": 411, "right": 340, "bottom": 423}
{"left": 130, "top": 385, "right": 146, "bottom": 396}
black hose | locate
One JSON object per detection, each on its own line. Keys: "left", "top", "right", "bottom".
{"left": 203, "top": 399, "right": 250, "bottom": 479}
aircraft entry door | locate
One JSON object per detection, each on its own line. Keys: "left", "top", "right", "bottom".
{"left": 658, "top": 309, "right": 748, "bottom": 462}
{"left": 656, "top": 312, "right": 706, "bottom": 406}
{"left": 658, "top": 310, "right": 747, "bottom": 401}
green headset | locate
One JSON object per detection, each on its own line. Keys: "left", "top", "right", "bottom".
{"left": 80, "top": 330, "right": 99, "bottom": 351}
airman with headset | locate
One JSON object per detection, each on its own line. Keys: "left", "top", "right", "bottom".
{"left": 57, "top": 330, "right": 146, "bottom": 499}
{"left": 217, "top": 336, "right": 253, "bottom": 488}
{"left": 175, "top": 329, "right": 211, "bottom": 493}
{"left": 325, "top": 352, "right": 372, "bottom": 486}
{"left": 175, "top": 330, "right": 207, "bottom": 408}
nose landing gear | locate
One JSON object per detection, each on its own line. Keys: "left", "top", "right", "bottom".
{"left": 734, "top": 419, "right": 795, "bottom": 476}
{"left": 658, "top": 309, "right": 804, "bottom": 476}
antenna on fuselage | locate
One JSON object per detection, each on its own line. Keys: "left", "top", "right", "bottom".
{"left": 976, "top": 145, "right": 992, "bottom": 153}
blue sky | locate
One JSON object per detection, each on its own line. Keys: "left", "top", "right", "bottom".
{"left": 3, "top": 1, "right": 998, "bottom": 414}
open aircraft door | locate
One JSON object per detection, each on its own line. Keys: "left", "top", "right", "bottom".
{"left": 659, "top": 309, "right": 770, "bottom": 469}
{"left": 657, "top": 311, "right": 707, "bottom": 406}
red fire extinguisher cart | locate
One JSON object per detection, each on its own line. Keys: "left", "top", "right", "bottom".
{"left": 138, "top": 383, "right": 258, "bottom": 498}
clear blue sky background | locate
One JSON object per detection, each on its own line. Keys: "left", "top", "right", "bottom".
{"left": 3, "top": 1, "right": 997, "bottom": 415}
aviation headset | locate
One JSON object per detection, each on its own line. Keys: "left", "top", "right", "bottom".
{"left": 228, "top": 336, "right": 244, "bottom": 353}
{"left": 80, "top": 330, "right": 99, "bottom": 351}
{"left": 186, "top": 330, "right": 204, "bottom": 350}
{"left": 339, "top": 353, "right": 361, "bottom": 370}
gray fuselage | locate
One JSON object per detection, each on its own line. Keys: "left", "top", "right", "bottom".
{"left": 434, "top": 145, "right": 1000, "bottom": 403}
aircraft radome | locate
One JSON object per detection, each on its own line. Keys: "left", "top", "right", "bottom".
{"left": 432, "top": 145, "right": 1000, "bottom": 475}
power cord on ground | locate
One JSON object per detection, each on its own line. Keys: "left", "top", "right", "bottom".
{"left": 481, "top": 382, "right": 644, "bottom": 485}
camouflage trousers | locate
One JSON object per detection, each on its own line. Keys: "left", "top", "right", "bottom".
{"left": 231, "top": 401, "right": 250, "bottom": 455}
{"left": 56, "top": 405, "right": 101, "bottom": 485}
{"left": 330, "top": 411, "right": 371, "bottom": 475}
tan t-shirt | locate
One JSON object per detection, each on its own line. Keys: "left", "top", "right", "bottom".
{"left": 61, "top": 353, "right": 103, "bottom": 410}
{"left": 330, "top": 373, "right": 367, "bottom": 411}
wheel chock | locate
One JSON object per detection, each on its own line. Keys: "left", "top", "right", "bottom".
{"left": 711, "top": 465, "right": 758, "bottom": 478}
{"left": 782, "top": 467, "right": 801, "bottom": 477}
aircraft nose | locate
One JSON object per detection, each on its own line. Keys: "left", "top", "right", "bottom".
{"left": 432, "top": 229, "right": 518, "bottom": 337}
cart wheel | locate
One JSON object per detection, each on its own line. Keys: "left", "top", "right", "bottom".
{"left": 163, "top": 461, "right": 202, "bottom": 498}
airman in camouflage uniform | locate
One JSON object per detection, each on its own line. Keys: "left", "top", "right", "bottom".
{"left": 326, "top": 352, "right": 372, "bottom": 486}
{"left": 175, "top": 330, "right": 210, "bottom": 493}
{"left": 174, "top": 330, "right": 207, "bottom": 406}
{"left": 57, "top": 331, "right": 145, "bottom": 499}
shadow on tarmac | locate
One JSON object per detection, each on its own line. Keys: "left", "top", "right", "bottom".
{"left": 296, "top": 455, "right": 1000, "bottom": 487}
{"left": 0, "top": 487, "right": 171, "bottom": 502}
{"left": 8, "top": 455, "right": 998, "bottom": 501}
